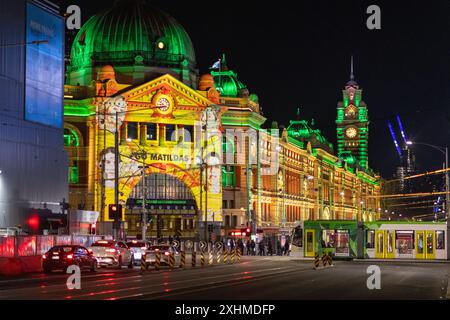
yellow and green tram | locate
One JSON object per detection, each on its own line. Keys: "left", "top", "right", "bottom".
{"left": 291, "top": 220, "right": 448, "bottom": 260}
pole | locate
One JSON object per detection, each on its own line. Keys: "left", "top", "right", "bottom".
{"left": 100, "top": 97, "right": 107, "bottom": 234}
{"left": 445, "top": 147, "right": 450, "bottom": 261}
{"left": 142, "top": 164, "right": 147, "bottom": 241}
{"left": 204, "top": 109, "right": 208, "bottom": 242}
{"left": 446, "top": 147, "right": 449, "bottom": 221}
{"left": 198, "top": 162, "right": 202, "bottom": 241}
{"left": 114, "top": 112, "right": 120, "bottom": 240}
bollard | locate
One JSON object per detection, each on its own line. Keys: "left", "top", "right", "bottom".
{"left": 230, "top": 249, "right": 235, "bottom": 264}
{"left": 155, "top": 251, "right": 161, "bottom": 271}
{"left": 209, "top": 250, "right": 213, "bottom": 266}
{"left": 237, "top": 248, "right": 241, "bottom": 263}
{"left": 200, "top": 250, "right": 205, "bottom": 267}
{"left": 327, "top": 252, "right": 333, "bottom": 266}
{"left": 321, "top": 253, "right": 327, "bottom": 267}
{"left": 314, "top": 253, "right": 320, "bottom": 269}
{"left": 180, "top": 251, "right": 186, "bottom": 269}
{"left": 192, "top": 251, "right": 197, "bottom": 268}
{"left": 140, "top": 253, "right": 147, "bottom": 273}
{"left": 216, "top": 250, "right": 221, "bottom": 264}
{"left": 169, "top": 252, "right": 175, "bottom": 270}
{"left": 223, "top": 249, "right": 228, "bottom": 264}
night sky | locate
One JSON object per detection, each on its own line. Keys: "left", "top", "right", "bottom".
{"left": 55, "top": 0, "right": 450, "bottom": 178}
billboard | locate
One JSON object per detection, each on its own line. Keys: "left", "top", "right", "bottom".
{"left": 25, "top": 2, "right": 64, "bottom": 128}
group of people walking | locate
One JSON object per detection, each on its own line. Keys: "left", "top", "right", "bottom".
{"left": 221, "top": 237, "right": 290, "bottom": 256}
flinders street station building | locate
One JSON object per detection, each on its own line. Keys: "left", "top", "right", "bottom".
{"left": 63, "top": 0, "right": 381, "bottom": 240}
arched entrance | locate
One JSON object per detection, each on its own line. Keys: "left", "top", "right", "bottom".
{"left": 125, "top": 173, "right": 198, "bottom": 239}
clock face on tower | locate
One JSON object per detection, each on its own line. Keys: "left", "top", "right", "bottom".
{"left": 157, "top": 97, "right": 171, "bottom": 112}
{"left": 345, "top": 127, "right": 358, "bottom": 139}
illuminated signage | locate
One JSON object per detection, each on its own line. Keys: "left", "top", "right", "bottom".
{"left": 25, "top": 3, "right": 64, "bottom": 128}
{"left": 130, "top": 152, "right": 190, "bottom": 162}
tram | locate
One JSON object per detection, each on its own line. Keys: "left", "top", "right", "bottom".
{"left": 291, "top": 220, "right": 448, "bottom": 260}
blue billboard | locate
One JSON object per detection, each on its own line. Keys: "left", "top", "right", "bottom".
{"left": 25, "top": 2, "right": 64, "bottom": 128}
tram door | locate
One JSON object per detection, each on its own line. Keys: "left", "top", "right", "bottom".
{"left": 305, "top": 230, "right": 315, "bottom": 257}
{"left": 415, "top": 231, "right": 435, "bottom": 260}
{"left": 375, "top": 230, "right": 395, "bottom": 259}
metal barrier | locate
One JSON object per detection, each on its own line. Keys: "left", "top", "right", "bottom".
{"left": 216, "top": 250, "right": 221, "bottom": 264}
{"left": 180, "top": 251, "right": 186, "bottom": 269}
{"left": 155, "top": 251, "right": 161, "bottom": 271}
{"left": 208, "top": 251, "right": 213, "bottom": 266}
{"left": 223, "top": 249, "right": 228, "bottom": 264}
{"left": 314, "top": 253, "right": 320, "bottom": 269}
{"left": 0, "top": 235, "right": 113, "bottom": 257}
{"left": 169, "top": 252, "right": 175, "bottom": 270}
{"left": 140, "top": 253, "right": 147, "bottom": 273}
{"left": 192, "top": 251, "right": 197, "bottom": 268}
{"left": 200, "top": 250, "right": 206, "bottom": 267}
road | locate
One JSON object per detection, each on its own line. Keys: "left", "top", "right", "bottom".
{"left": 0, "top": 257, "right": 448, "bottom": 300}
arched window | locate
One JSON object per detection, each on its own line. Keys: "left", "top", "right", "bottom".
{"left": 64, "top": 128, "right": 80, "bottom": 147}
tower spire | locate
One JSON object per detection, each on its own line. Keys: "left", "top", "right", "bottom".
{"left": 350, "top": 55, "right": 354, "bottom": 81}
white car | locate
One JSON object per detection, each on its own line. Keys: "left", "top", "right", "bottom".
{"left": 88, "top": 240, "right": 134, "bottom": 269}
{"left": 126, "top": 240, "right": 150, "bottom": 265}
{"left": 145, "top": 245, "right": 180, "bottom": 268}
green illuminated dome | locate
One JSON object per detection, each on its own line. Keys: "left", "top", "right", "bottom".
{"left": 67, "top": 0, "right": 197, "bottom": 86}
{"left": 287, "top": 109, "right": 334, "bottom": 154}
{"left": 211, "top": 55, "right": 249, "bottom": 98}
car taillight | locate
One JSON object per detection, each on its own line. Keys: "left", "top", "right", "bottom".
{"left": 105, "top": 248, "right": 116, "bottom": 253}
{"left": 67, "top": 254, "right": 73, "bottom": 259}
{"left": 164, "top": 252, "right": 170, "bottom": 256}
{"left": 42, "top": 254, "right": 47, "bottom": 259}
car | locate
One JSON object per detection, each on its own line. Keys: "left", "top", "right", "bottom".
{"left": 88, "top": 240, "right": 134, "bottom": 269}
{"left": 145, "top": 245, "right": 180, "bottom": 268}
{"left": 42, "top": 245, "right": 97, "bottom": 274}
{"left": 126, "top": 240, "right": 150, "bottom": 265}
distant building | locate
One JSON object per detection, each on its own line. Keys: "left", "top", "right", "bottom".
{"left": 0, "top": 0, "right": 68, "bottom": 230}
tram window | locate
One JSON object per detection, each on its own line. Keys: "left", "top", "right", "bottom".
{"left": 436, "top": 231, "right": 445, "bottom": 250}
{"left": 335, "top": 230, "right": 350, "bottom": 255}
{"left": 396, "top": 231, "right": 414, "bottom": 254}
{"left": 292, "top": 226, "right": 303, "bottom": 247}
{"left": 322, "top": 230, "right": 336, "bottom": 248}
{"left": 366, "top": 230, "right": 375, "bottom": 249}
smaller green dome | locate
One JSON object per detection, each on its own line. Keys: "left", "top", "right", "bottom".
{"left": 287, "top": 111, "right": 334, "bottom": 154}
{"left": 210, "top": 55, "right": 248, "bottom": 97}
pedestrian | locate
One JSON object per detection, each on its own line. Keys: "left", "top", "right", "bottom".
{"left": 284, "top": 240, "right": 290, "bottom": 256}
{"left": 258, "top": 241, "right": 264, "bottom": 256}
{"left": 277, "top": 240, "right": 282, "bottom": 256}
{"left": 246, "top": 240, "right": 251, "bottom": 255}
{"left": 251, "top": 240, "right": 256, "bottom": 256}
{"left": 268, "top": 241, "right": 273, "bottom": 256}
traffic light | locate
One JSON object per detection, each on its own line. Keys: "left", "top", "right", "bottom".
{"left": 240, "top": 228, "right": 251, "bottom": 237}
{"left": 107, "top": 204, "right": 123, "bottom": 221}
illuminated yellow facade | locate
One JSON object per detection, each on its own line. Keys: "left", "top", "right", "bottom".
{"left": 63, "top": 0, "right": 381, "bottom": 240}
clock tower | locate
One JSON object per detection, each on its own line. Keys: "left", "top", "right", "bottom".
{"left": 336, "top": 57, "right": 369, "bottom": 169}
